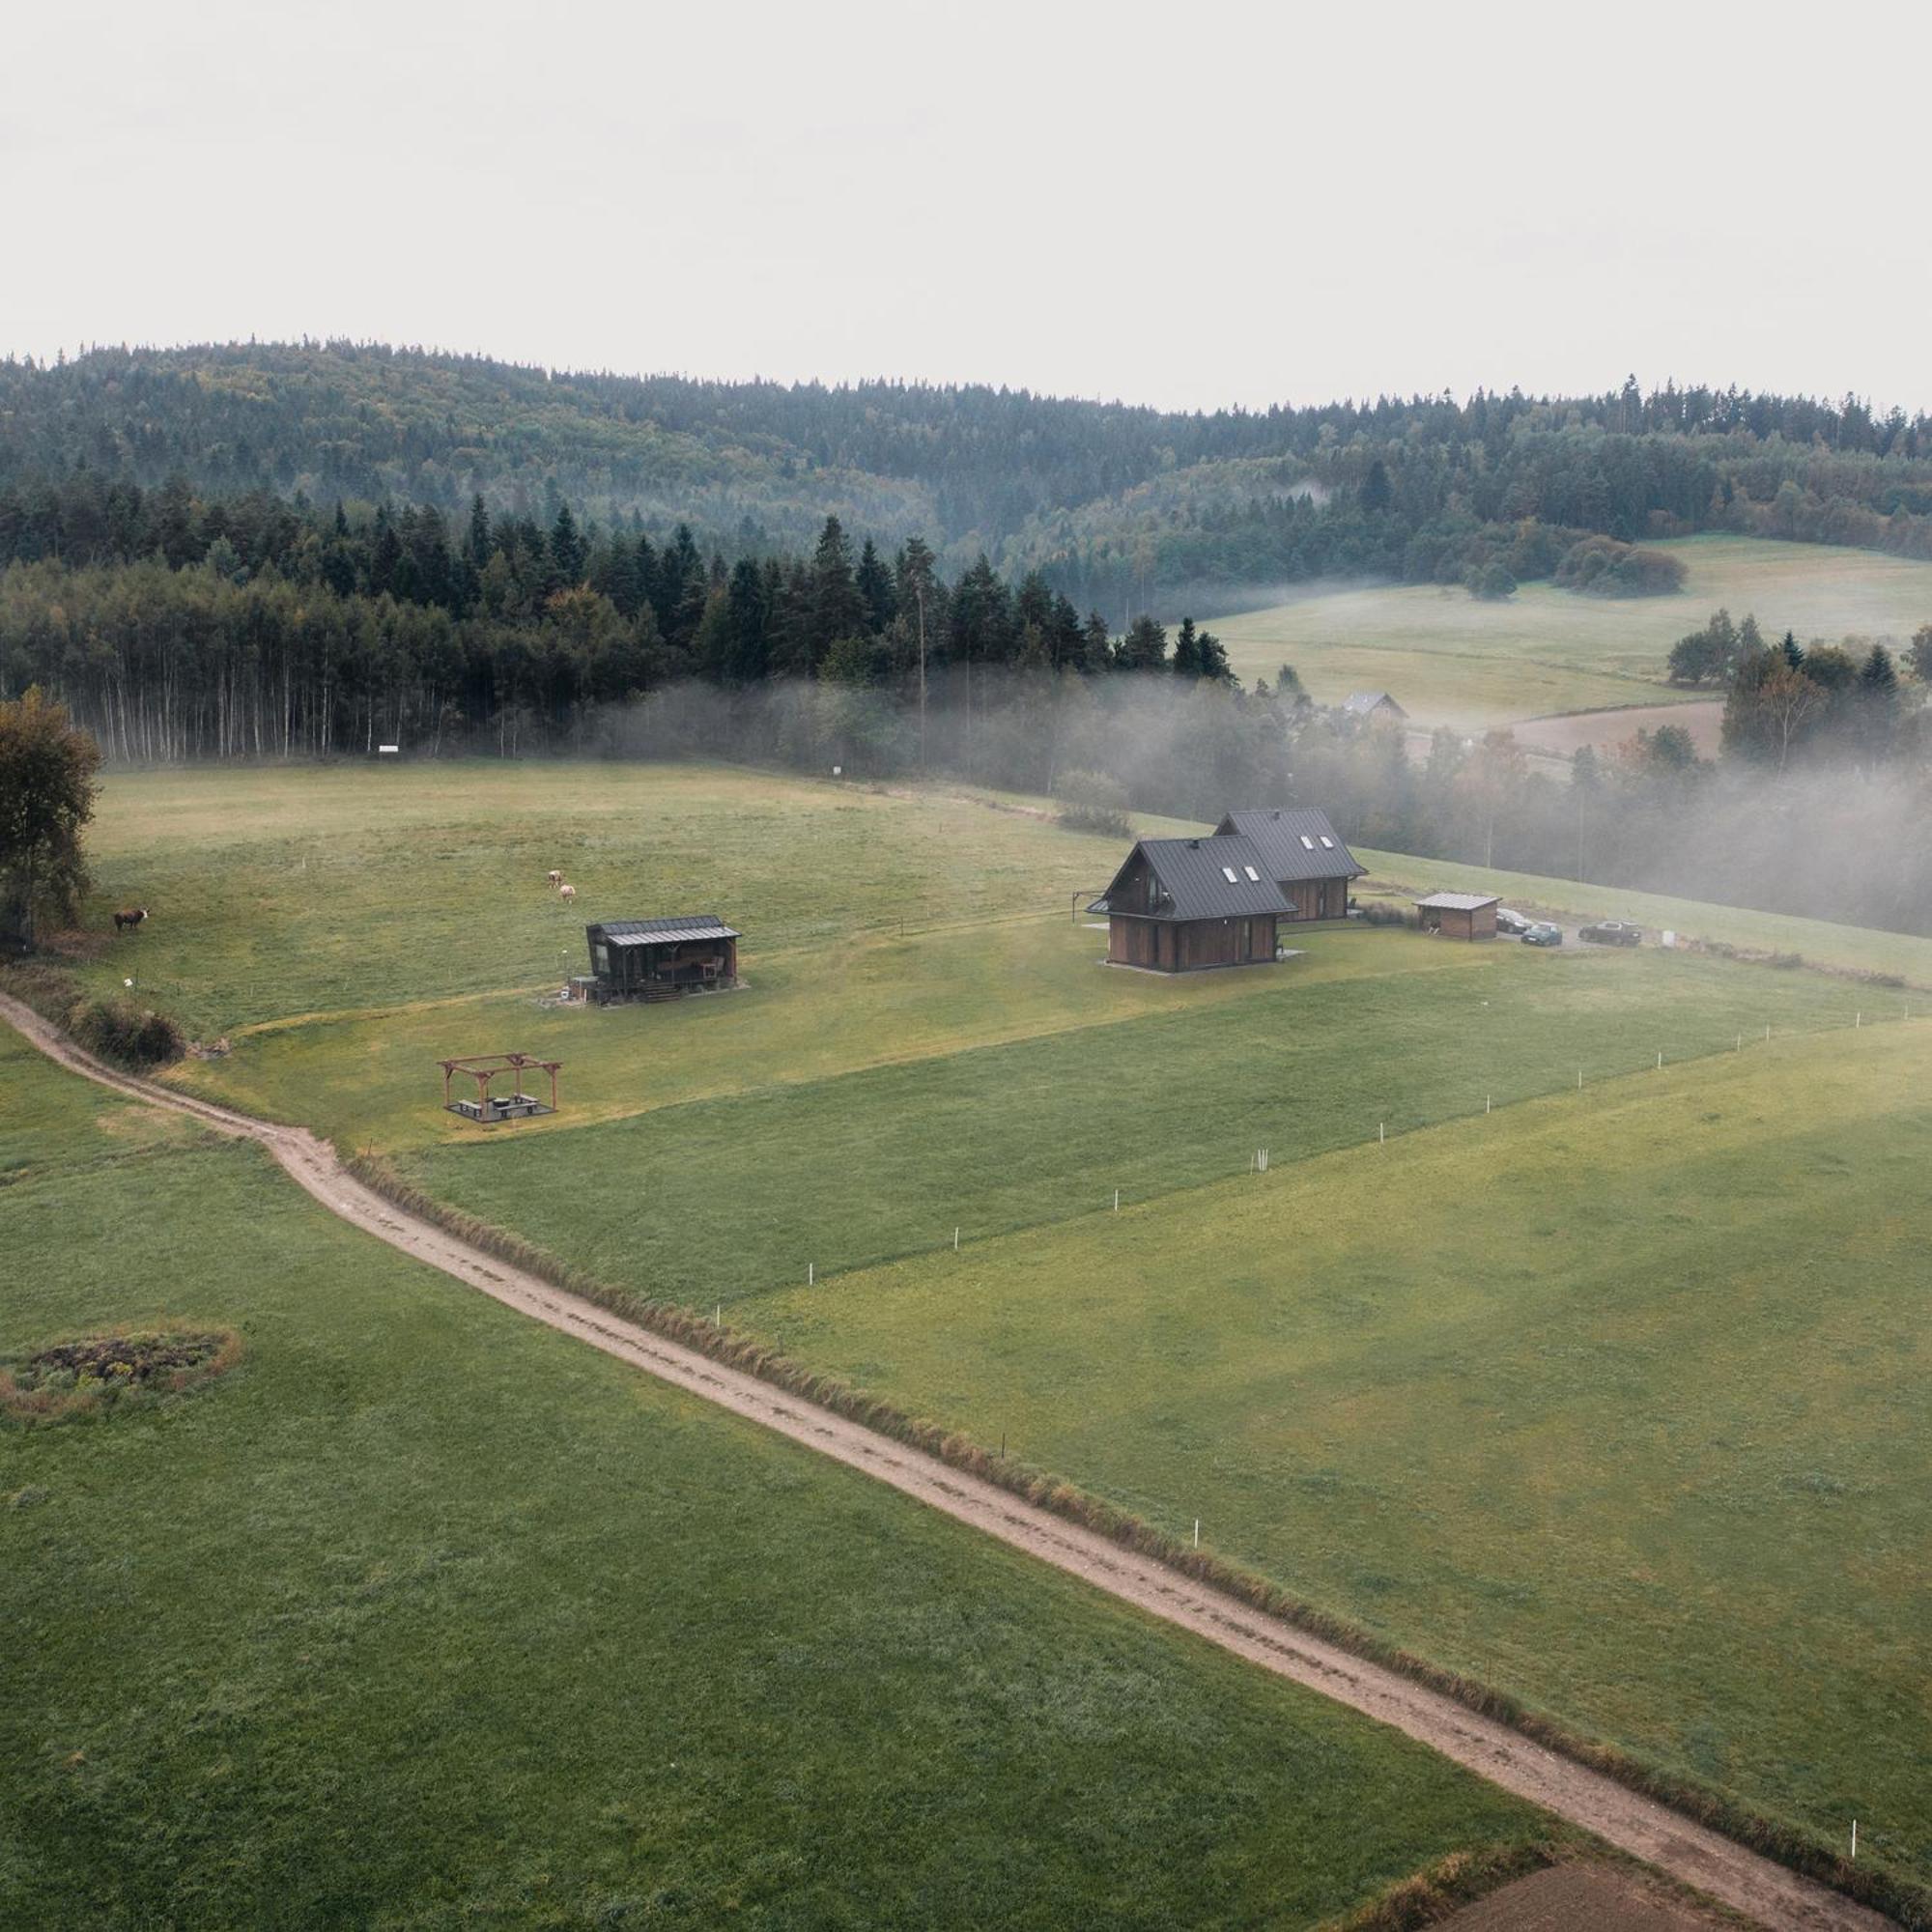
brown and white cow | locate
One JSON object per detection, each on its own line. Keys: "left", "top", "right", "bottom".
{"left": 546, "top": 869, "right": 563, "bottom": 889}
{"left": 113, "top": 907, "right": 150, "bottom": 932}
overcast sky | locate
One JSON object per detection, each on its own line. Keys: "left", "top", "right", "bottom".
{"left": 10, "top": 0, "right": 1927, "bottom": 414}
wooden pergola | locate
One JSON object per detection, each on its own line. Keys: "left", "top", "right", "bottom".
{"left": 438, "top": 1052, "right": 562, "bottom": 1123}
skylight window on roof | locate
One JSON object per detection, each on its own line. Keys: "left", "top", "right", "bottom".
{"left": 1299, "top": 834, "right": 1316, "bottom": 850}
{"left": 1243, "top": 865, "right": 1261, "bottom": 881}
{"left": 1221, "top": 866, "right": 1239, "bottom": 883}
{"left": 1320, "top": 835, "right": 1334, "bottom": 848}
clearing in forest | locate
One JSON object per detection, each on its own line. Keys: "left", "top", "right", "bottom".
{"left": 1208, "top": 533, "right": 1932, "bottom": 727}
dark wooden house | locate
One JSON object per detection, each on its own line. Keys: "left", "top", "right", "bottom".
{"left": 1097, "top": 834, "right": 1285, "bottom": 972}
{"left": 1414, "top": 892, "right": 1498, "bottom": 940}
{"left": 1213, "top": 808, "right": 1364, "bottom": 923}
{"left": 582, "top": 916, "right": 741, "bottom": 1003}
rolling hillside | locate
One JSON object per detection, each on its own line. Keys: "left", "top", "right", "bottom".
{"left": 1211, "top": 534, "right": 1932, "bottom": 729}
{"left": 35, "top": 758, "right": 1929, "bottom": 1916}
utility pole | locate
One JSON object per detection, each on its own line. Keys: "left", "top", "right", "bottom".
{"left": 915, "top": 573, "right": 927, "bottom": 774}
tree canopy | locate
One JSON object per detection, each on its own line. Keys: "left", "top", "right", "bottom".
{"left": 0, "top": 686, "right": 100, "bottom": 949}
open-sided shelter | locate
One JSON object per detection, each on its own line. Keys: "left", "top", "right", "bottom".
{"left": 582, "top": 916, "right": 741, "bottom": 1003}
{"left": 439, "top": 1053, "right": 561, "bottom": 1123}
{"left": 1213, "top": 808, "right": 1363, "bottom": 922}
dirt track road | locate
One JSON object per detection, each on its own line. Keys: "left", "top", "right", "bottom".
{"left": 4, "top": 991, "right": 1890, "bottom": 1932}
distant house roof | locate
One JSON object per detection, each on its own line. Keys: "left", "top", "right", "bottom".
{"left": 1103, "top": 835, "right": 1287, "bottom": 922}
{"left": 1215, "top": 808, "right": 1366, "bottom": 883}
{"left": 1413, "top": 892, "right": 1498, "bottom": 911}
{"left": 592, "top": 915, "right": 741, "bottom": 947}
{"left": 1343, "top": 691, "right": 1407, "bottom": 718}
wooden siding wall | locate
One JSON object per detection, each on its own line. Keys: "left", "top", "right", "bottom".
{"left": 1279, "top": 877, "right": 1350, "bottom": 921}
{"left": 1435, "top": 905, "right": 1496, "bottom": 941}
{"left": 1111, "top": 915, "right": 1276, "bottom": 971}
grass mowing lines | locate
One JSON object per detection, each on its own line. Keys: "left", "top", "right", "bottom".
{"left": 0, "top": 1014, "right": 1570, "bottom": 1928}
{"left": 406, "top": 940, "right": 1878, "bottom": 1313}
{"left": 746, "top": 1024, "right": 1932, "bottom": 1906}
{"left": 172, "top": 911, "right": 1344, "bottom": 1148}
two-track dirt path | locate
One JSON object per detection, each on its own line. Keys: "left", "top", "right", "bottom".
{"left": 5, "top": 990, "right": 1889, "bottom": 1932}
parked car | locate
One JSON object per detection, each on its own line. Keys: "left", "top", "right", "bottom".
{"left": 1494, "top": 906, "right": 1532, "bottom": 936}
{"left": 1578, "top": 920, "right": 1643, "bottom": 947}
{"left": 1521, "top": 922, "right": 1563, "bottom": 947}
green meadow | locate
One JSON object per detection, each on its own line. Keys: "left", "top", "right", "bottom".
{"left": 38, "top": 758, "right": 1932, "bottom": 1910}
{"left": 0, "top": 1027, "right": 1567, "bottom": 1929}
{"left": 403, "top": 935, "right": 1881, "bottom": 1309}
{"left": 750, "top": 1027, "right": 1932, "bottom": 1892}
{"left": 1210, "top": 534, "right": 1932, "bottom": 725}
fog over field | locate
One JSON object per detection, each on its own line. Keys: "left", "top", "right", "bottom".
{"left": 564, "top": 667, "right": 1931, "bottom": 943}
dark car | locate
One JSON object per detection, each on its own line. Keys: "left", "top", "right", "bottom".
{"left": 1578, "top": 920, "right": 1643, "bottom": 947}
{"left": 1494, "top": 907, "right": 1532, "bottom": 936}
{"left": 1522, "top": 922, "right": 1563, "bottom": 947}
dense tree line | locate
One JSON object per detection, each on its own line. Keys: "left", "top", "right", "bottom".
{"left": 7, "top": 346, "right": 1932, "bottom": 605}
{"left": 0, "top": 495, "right": 1235, "bottom": 762}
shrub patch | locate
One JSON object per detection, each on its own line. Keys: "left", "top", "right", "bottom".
{"left": 1, "top": 1324, "right": 239, "bottom": 1426}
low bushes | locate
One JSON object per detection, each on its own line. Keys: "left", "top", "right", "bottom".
{"left": 1357, "top": 899, "right": 1416, "bottom": 928}
{"left": 0, "top": 961, "right": 185, "bottom": 1070}
{"left": 68, "top": 996, "right": 185, "bottom": 1069}
{"left": 1, "top": 1325, "right": 239, "bottom": 1428}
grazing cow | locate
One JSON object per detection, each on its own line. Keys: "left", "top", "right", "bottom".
{"left": 546, "top": 869, "right": 562, "bottom": 889}
{"left": 113, "top": 907, "right": 149, "bottom": 933}
{"left": 557, "top": 882, "right": 577, "bottom": 902}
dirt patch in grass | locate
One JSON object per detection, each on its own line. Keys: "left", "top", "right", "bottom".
{"left": 1, "top": 1324, "right": 240, "bottom": 1427}
{"left": 1430, "top": 1861, "right": 1734, "bottom": 1930}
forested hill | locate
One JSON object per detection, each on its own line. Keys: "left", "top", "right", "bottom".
{"left": 5, "top": 344, "right": 1932, "bottom": 606}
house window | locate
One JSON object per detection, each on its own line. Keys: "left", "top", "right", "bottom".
{"left": 1299, "top": 834, "right": 1316, "bottom": 850}
{"left": 1243, "top": 865, "right": 1261, "bottom": 882}
{"left": 1320, "top": 835, "right": 1334, "bottom": 849}
{"left": 1221, "top": 866, "right": 1238, "bottom": 884}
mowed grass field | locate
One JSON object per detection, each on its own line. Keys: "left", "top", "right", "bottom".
{"left": 751, "top": 1027, "right": 1932, "bottom": 1891}
{"left": 1211, "top": 534, "right": 1932, "bottom": 726}
{"left": 0, "top": 1028, "right": 1568, "bottom": 1929}
{"left": 58, "top": 759, "right": 1932, "bottom": 1907}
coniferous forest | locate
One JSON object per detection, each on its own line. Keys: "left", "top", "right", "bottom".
{"left": 3, "top": 343, "right": 1931, "bottom": 936}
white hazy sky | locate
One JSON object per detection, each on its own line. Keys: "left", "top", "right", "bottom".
{"left": 9, "top": 0, "right": 1927, "bottom": 414}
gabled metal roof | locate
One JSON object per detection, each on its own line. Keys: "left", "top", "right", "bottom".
{"left": 1216, "top": 808, "right": 1366, "bottom": 883}
{"left": 591, "top": 915, "right": 740, "bottom": 947}
{"left": 1104, "top": 835, "right": 1288, "bottom": 923}
{"left": 1414, "top": 892, "right": 1498, "bottom": 911}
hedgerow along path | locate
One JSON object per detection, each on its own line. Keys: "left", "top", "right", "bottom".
{"left": 0, "top": 992, "right": 1889, "bottom": 1932}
